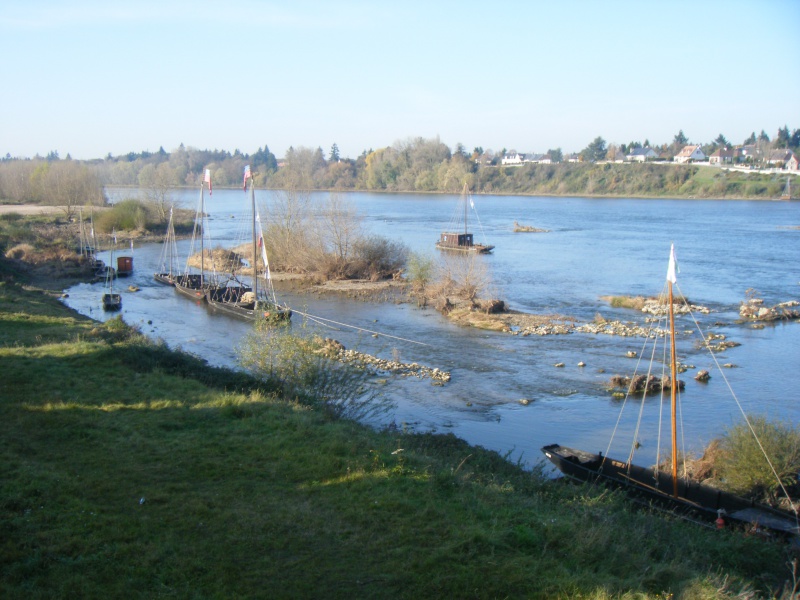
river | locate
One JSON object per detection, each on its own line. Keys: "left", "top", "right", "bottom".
{"left": 62, "top": 188, "right": 800, "bottom": 471}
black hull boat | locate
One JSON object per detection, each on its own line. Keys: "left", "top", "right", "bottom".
{"left": 435, "top": 235, "right": 494, "bottom": 253}
{"left": 102, "top": 292, "right": 121, "bottom": 312}
{"left": 174, "top": 274, "right": 214, "bottom": 302}
{"left": 542, "top": 245, "right": 799, "bottom": 539}
{"left": 153, "top": 272, "right": 176, "bottom": 287}
{"left": 436, "top": 183, "right": 494, "bottom": 254}
{"left": 541, "top": 444, "right": 799, "bottom": 536}
{"left": 204, "top": 168, "right": 292, "bottom": 324}
{"left": 174, "top": 174, "right": 218, "bottom": 303}
{"left": 154, "top": 206, "right": 179, "bottom": 286}
{"left": 206, "top": 285, "right": 292, "bottom": 322}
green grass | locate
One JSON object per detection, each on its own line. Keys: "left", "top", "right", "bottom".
{"left": 0, "top": 280, "right": 795, "bottom": 599}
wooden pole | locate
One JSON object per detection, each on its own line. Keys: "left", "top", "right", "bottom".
{"left": 668, "top": 280, "right": 679, "bottom": 497}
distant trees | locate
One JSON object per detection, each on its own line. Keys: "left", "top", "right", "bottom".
{"left": 4, "top": 125, "right": 800, "bottom": 204}
{"left": 673, "top": 130, "right": 688, "bottom": 146}
{"left": 0, "top": 159, "right": 104, "bottom": 218}
{"left": 138, "top": 162, "right": 175, "bottom": 222}
{"left": 775, "top": 125, "right": 791, "bottom": 148}
{"left": 580, "top": 136, "right": 607, "bottom": 162}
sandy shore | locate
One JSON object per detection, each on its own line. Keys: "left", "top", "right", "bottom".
{"left": 0, "top": 204, "right": 68, "bottom": 215}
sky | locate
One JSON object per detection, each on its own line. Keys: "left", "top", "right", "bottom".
{"left": 1, "top": 0, "right": 798, "bottom": 160}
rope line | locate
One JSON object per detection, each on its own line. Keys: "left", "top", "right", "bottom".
{"left": 289, "top": 308, "right": 431, "bottom": 347}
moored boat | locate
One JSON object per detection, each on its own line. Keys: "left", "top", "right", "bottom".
{"left": 436, "top": 183, "right": 494, "bottom": 253}
{"left": 205, "top": 166, "right": 291, "bottom": 323}
{"left": 154, "top": 206, "right": 180, "bottom": 286}
{"left": 542, "top": 245, "right": 799, "bottom": 537}
{"left": 101, "top": 241, "right": 121, "bottom": 311}
{"left": 175, "top": 169, "right": 219, "bottom": 302}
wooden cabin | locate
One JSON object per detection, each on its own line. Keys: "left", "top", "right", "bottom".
{"left": 438, "top": 232, "right": 474, "bottom": 249}
{"left": 116, "top": 256, "right": 134, "bottom": 277}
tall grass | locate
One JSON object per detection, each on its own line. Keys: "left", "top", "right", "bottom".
{"left": 0, "top": 281, "right": 795, "bottom": 598}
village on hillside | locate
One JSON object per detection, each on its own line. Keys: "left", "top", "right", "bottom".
{"left": 500, "top": 144, "right": 800, "bottom": 172}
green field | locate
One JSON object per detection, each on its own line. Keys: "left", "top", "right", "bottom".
{"left": 0, "top": 281, "right": 794, "bottom": 598}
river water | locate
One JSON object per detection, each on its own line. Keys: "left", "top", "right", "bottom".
{"left": 62, "top": 188, "right": 800, "bottom": 471}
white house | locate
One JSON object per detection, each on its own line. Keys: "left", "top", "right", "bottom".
{"left": 767, "top": 149, "right": 795, "bottom": 165}
{"left": 501, "top": 152, "right": 526, "bottom": 165}
{"left": 786, "top": 153, "right": 799, "bottom": 171}
{"left": 708, "top": 147, "right": 734, "bottom": 165}
{"left": 626, "top": 147, "right": 658, "bottom": 162}
{"left": 674, "top": 145, "right": 705, "bottom": 163}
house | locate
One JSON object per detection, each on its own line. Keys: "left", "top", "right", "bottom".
{"left": 501, "top": 152, "right": 526, "bottom": 165}
{"left": 674, "top": 145, "right": 705, "bottom": 163}
{"left": 528, "top": 153, "right": 552, "bottom": 164}
{"left": 567, "top": 153, "right": 581, "bottom": 163}
{"left": 767, "top": 149, "right": 795, "bottom": 165}
{"left": 734, "top": 145, "right": 761, "bottom": 163}
{"left": 708, "top": 147, "right": 734, "bottom": 165}
{"left": 626, "top": 147, "right": 658, "bottom": 162}
{"left": 786, "top": 153, "right": 799, "bottom": 171}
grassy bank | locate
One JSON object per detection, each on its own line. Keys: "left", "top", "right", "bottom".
{"left": 0, "top": 282, "right": 795, "bottom": 598}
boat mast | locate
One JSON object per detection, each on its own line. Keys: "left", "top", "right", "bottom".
{"left": 463, "top": 183, "right": 468, "bottom": 236}
{"left": 200, "top": 182, "right": 205, "bottom": 288}
{"left": 667, "top": 245, "right": 679, "bottom": 497}
{"left": 250, "top": 179, "right": 258, "bottom": 301}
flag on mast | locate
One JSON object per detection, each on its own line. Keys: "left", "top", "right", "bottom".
{"left": 256, "top": 211, "right": 268, "bottom": 269}
{"left": 204, "top": 169, "right": 212, "bottom": 195}
{"left": 243, "top": 165, "right": 251, "bottom": 190}
{"left": 667, "top": 244, "right": 678, "bottom": 284}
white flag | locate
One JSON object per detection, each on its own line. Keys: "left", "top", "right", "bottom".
{"left": 666, "top": 244, "right": 678, "bottom": 284}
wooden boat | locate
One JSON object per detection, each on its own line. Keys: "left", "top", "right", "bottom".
{"left": 436, "top": 183, "right": 494, "bottom": 253}
{"left": 175, "top": 170, "right": 219, "bottom": 302}
{"left": 116, "top": 252, "right": 134, "bottom": 277}
{"left": 154, "top": 206, "right": 179, "bottom": 286}
{"left": 542, "top": 245, "right": 799, "bottom": 537}
{"left": 101, "top": 242, "right": 121, "bottom": 311}
{"left": 205, "top": 168, "right": 291, "bottom": 323}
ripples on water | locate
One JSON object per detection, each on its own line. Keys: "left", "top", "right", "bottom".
{"left": 64, "top": 189, "right": 800, "bottom": 470}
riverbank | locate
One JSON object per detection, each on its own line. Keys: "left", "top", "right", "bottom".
{"left": 0, "top": 278, "right": 792, "bottom": 598}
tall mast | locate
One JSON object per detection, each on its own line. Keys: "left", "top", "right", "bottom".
{"left": 250, "top": 179, "right": 258, "bottom": 301}
{"left": 667, "top": 244, "right": 679, "bottom": 497}
{"left": 464, "top": 183, "right": 468, "bottom": 236}
{"left": 200, "top": 183, "right": 205, "bottom": 288}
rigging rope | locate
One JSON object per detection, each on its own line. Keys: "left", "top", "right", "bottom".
{"left": 677, "top": 281, "right": 800, "bottom": 521}
{"left": 288, "top": 308, "right": 431, "bottom": 347}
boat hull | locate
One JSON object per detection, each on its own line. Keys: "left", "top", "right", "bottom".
{"left": 174, "top": 274, "right": 215, "bottom": 302}
{"left": 153, "top": 272, "right": 176, "bottom": 286}
{"left": 541, "top": 444, "right": 799, "bottom": 536}
{"left": 435, "top": 242, "right": 494, "bottom": 254}
{"left": 102, "top": 293, "right": 121, "bottom": 311}
{"left": 206, "top": 289, "right": 292, "bottom": 322}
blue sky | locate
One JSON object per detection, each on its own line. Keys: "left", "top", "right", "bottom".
{"left": 1, "top": 0, "right": 798, "bottom": 160}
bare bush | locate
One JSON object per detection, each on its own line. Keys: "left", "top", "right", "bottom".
{"left": 236, "top": 319, "right": 393, "bottom": 421}
{"left": 264, "top": 190, "right": 407, "bottom": 280}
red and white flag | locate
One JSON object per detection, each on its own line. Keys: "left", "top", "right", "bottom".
{"left": 204, "top": 169, "right": 212, "bottom": 195}
{"left": 243, "top": 165, "right": 251, "bottom": 190}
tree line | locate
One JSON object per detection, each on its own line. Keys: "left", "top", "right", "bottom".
{"left": 1, "top": 126, "right": 797, "bottom": 213}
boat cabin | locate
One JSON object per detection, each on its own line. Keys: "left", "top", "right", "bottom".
{"left": 438, "top": 232, "right": 474, "bottom": 249}
{"left": 116, "top": 256, "right": 134, "bottom": 277}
